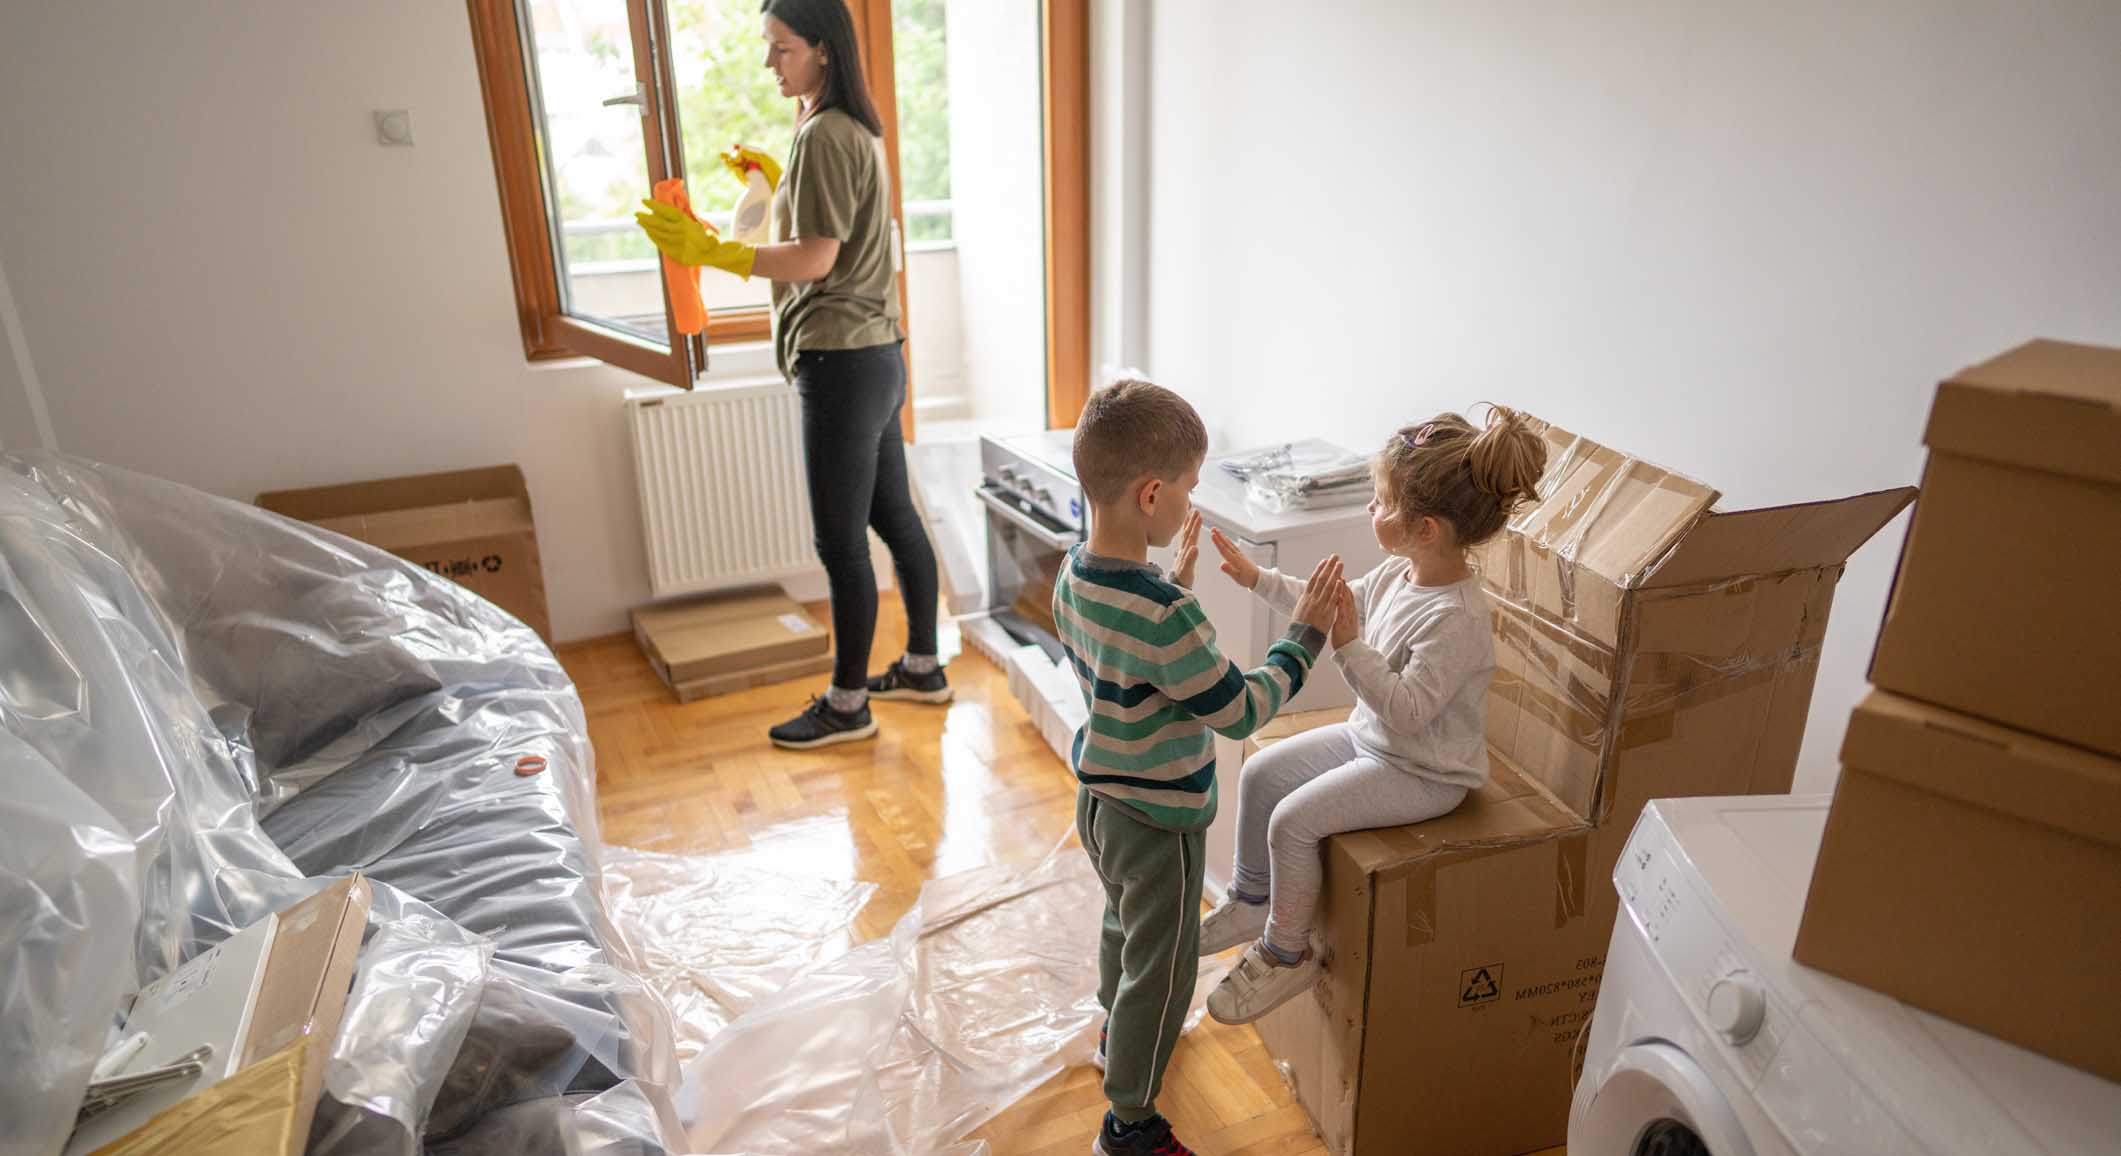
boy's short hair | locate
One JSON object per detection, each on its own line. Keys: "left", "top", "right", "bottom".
{"left": 1072, "top": 379, "right": 1209, "bottom": 504}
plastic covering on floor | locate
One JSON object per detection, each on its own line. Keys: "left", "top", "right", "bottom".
{"left": 1, "top": 452, "right": 680, "bottom": 1156}
{"left": 2, "top": 450, "right": 1221, "bottom": 1156}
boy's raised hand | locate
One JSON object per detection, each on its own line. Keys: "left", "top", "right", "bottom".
{"left": 1211, "top": 527, "right": 1262, "bottom": 590}
{"left": 1291, "top": 555, "right": 1344, "bottom": 636}
{"left": 1171, "top": 509, "right": 1203, "bottom": 588}
{"left": 1330, "top": 579, "right": 1359, "bottom": 649}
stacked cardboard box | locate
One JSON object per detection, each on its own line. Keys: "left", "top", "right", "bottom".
{"left": 1252, "top": 416, "right": 1914, "bottom": 1156}
{"left": 1795, "top": 339, "right": 2121, "bottom": 1082}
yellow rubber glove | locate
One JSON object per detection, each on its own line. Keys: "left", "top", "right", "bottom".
{"left": 720, "top": 144, "right": 782, "bottom": 191}
{"left": 635, "top": 199, "right": 756, "bottom": 279}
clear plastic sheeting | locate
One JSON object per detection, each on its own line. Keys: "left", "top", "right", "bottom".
{"left": 0, "top": 452, "right": 681, "bottom": 1156}
{"left": 0, "top": 732, "right": 138, "bottom": 1156}
{"left": 602, "top": 847, "right": 876, "bottom": 1063}
{"left": 309, "top": 909, "right": 495, "bottom": 1156}
{"left": 671, "top": 835, "right": 1226, "bottom": 1156}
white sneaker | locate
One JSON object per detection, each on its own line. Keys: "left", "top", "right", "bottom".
{"left": 1198, "top": 896, "right": 1269, "bottom": 956}
{"left": 1206, "top": 940, "right": 1321, "bottom": 1025}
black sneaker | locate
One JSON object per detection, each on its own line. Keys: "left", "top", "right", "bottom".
{"left": 1092, "top": 1113, "right": 1193, "bottom": 1156}
{"left": 767, "top": 696, "right": 878, "bottom": 750}
{"left": 865, "top": 660, "right": 954, "bottom": 704}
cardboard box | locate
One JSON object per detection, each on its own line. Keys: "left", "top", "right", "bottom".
{"left": 1477, "top": 419, "right": 1914, "bottom": 825}
{"left": 1794, "top": 690, "right": 2121, "bottom": 1081}
{"left": 1254, "top": 415, "right": 1914, "bottom": 1156}
{"left": 259, "top": 466, "right": 552, "bottom": 641}
{"left": 70, "top": 875, "right": 372, "bottom": 1156}
{"left": 1249, "top": 715, "right": 1595, "bottom": 1156}
{"left": 632, "top": 587, "right": 831, "bottom": 702}
{"left": 1869, "top": 339, "right": 2121, "bottom": 758}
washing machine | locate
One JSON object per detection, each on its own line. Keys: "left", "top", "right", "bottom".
{"left": 1569, "top": 794, "right": 2121, "bottom": 1155}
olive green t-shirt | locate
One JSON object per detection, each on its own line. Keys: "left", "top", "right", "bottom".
{"left": 771, "top": 107, "right": 904, "bottom": 378}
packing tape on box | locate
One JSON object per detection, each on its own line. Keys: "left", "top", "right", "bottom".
{"left": 1615, "top": 654, "right": 1817, "bottom": 751}
{"left": 1493, "top": 601, "right": 1824, "bottom": 758}
{"left": 1553, "top": 834, "right": 1589, "bottom": 930}
{"left": 1398, "top": 836, "right": 1588, "bottom": 948}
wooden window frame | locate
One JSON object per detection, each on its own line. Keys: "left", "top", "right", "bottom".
{"left": 1042, "top": 0, "right": 1090, "bottom": 430}
{"left": 469, "top": 0, "right": 1086, "bottom": 420}
{"left": 467, "top": 0, "right": 771, "bottom": 391}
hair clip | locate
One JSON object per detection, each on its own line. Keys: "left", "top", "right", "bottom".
{"left": 1407, "top": 422, "right": 1441, "bottom": 448}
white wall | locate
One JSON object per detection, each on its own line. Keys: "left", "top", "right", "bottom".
{"left": 0, "top": 251, "right": 57, "bottom": 452}
{"left": 1142, "top": 0, "right": 2121, "bottom": 791}
{"left": 0, "top": 1, "right": 813, "bottom": 641}
{"left": 944, "top": 0, "right": 1047, "bottom": 429}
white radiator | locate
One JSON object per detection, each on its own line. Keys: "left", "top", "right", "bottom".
{"left": 629, "top": 383, "right": 815, "bottom": 599}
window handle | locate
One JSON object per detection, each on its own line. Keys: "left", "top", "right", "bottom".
{"left": 602, "top": 84, "right": 647, "bottom": 109}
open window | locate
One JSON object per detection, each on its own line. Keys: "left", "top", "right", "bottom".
{"left": 471, "top": 0, "right": 703, "bottom": 387}
{"left": 469, "top": 0, "right": 1081, "bottom": 418}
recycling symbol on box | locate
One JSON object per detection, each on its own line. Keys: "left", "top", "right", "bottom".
{"left": 1459, "top": 964, "right": 1502, "bottom": 1007}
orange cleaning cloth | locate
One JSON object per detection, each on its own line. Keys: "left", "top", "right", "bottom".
{"left": 651, "top": 178, "right": 708, "bottom": 337}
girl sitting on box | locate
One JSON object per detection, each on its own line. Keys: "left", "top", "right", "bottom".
{"left": 1199, "top": 405, "right": 1547, "bottom": 1023}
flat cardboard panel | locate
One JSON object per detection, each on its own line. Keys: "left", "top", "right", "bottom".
{"left": 1929, "top": 339, "right": 2121, "bottom": 485}
{"left": 664, "top": 651, "right": 836, "bottom": 704}
{"left": 1640, "top": 487, "right": 1916, "bottom": 590}
{"left": 399, "top": 531, "right": 550, "bottom": 642}
{"left": 1871, "top": 452, "right": 2120, "bottom": 757}
{"left": 257, "top": 465, "right": 529, "bottom": 521}
{"left": 1480, "top": 422, "right": 1718, "bottom": 648}
{"left": 1796, "top": 747, "right": 2121, "bottom": 1082}
{"left": 311, "top": 496, "right": 534, "bottom": 552}
{"left": 1483, "top": 599, "right": 1610, "bottom": 817}
{"left": 632, "top": 588, "right": 829, "bottom": 689}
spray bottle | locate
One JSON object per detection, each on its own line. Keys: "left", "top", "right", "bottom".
{"left": 730, "top": 159, "right": 772, "bottom": 246}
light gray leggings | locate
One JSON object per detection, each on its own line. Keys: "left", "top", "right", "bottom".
{"left": 1231, "top": 722, "right": 1469, "bottom": 954}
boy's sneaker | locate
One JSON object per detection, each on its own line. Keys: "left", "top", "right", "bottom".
{"left": 767, "top": 696, "right": 878, "bottom": 750}
{"left": 1206, "top": 939, "right": 1322, "bottom": 1025}
{"left": 865, "top": 659, "right": 954, "bottom": 704}
{"left": 1092, "top": 1112, "right": 1194, "bottom": 1156}
{"left": 1090, "top": 1024, "right": 1107, "bottom": 1071}
{"left": 1198, "top": 894, "right": 1269, "bottom": 955}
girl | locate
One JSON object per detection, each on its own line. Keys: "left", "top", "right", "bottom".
{"left": 637, "top": 0, "right": 947, "bottom": 751}
{"left": 1199, "top": 405, "right": 1547, "bottom": 1024}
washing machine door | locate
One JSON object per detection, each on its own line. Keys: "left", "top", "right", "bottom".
{"left": 1574, "top": 1042, "right": 1758, "bottom": 1156}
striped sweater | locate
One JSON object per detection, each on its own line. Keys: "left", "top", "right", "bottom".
{"left": 1052, "top": 546, "right": 1324, "bottom": 832}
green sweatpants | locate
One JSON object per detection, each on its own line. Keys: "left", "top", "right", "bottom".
{"left": 1077, "top": 787, "right": 1205, "bottom": 1123}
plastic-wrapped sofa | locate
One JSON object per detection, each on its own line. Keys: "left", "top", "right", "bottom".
{"left": 0, "top": 453, "right": 680, "bottom": 1156}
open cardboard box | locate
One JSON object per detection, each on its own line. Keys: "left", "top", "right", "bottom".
{"left": 1252, "top": 415, "right": 1914, "bottom": 1156}
{"left": 68, "top": 875, "right": 371, "bottom": 1156}
{"left": 259, "top": 466, "right": 551, "bottom": 641}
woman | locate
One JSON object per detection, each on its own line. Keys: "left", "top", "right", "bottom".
{"left": 637, "top": 0, "right": 947, "bottom": 751}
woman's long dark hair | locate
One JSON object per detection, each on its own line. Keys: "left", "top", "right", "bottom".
{"left": 762, "top": 0, "right": 884, "bottom": 136}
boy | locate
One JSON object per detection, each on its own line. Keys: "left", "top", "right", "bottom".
{"left": 1055, "top": 379, "right": 1344, "bottom": 1156}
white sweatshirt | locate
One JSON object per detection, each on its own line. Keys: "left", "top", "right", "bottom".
{"left": 1252, "top": 556, "right": 1494, "bottom": 789}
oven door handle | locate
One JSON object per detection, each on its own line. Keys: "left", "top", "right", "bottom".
{"left": 977, "top": 486, "right": 1079, "bottom": 552}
